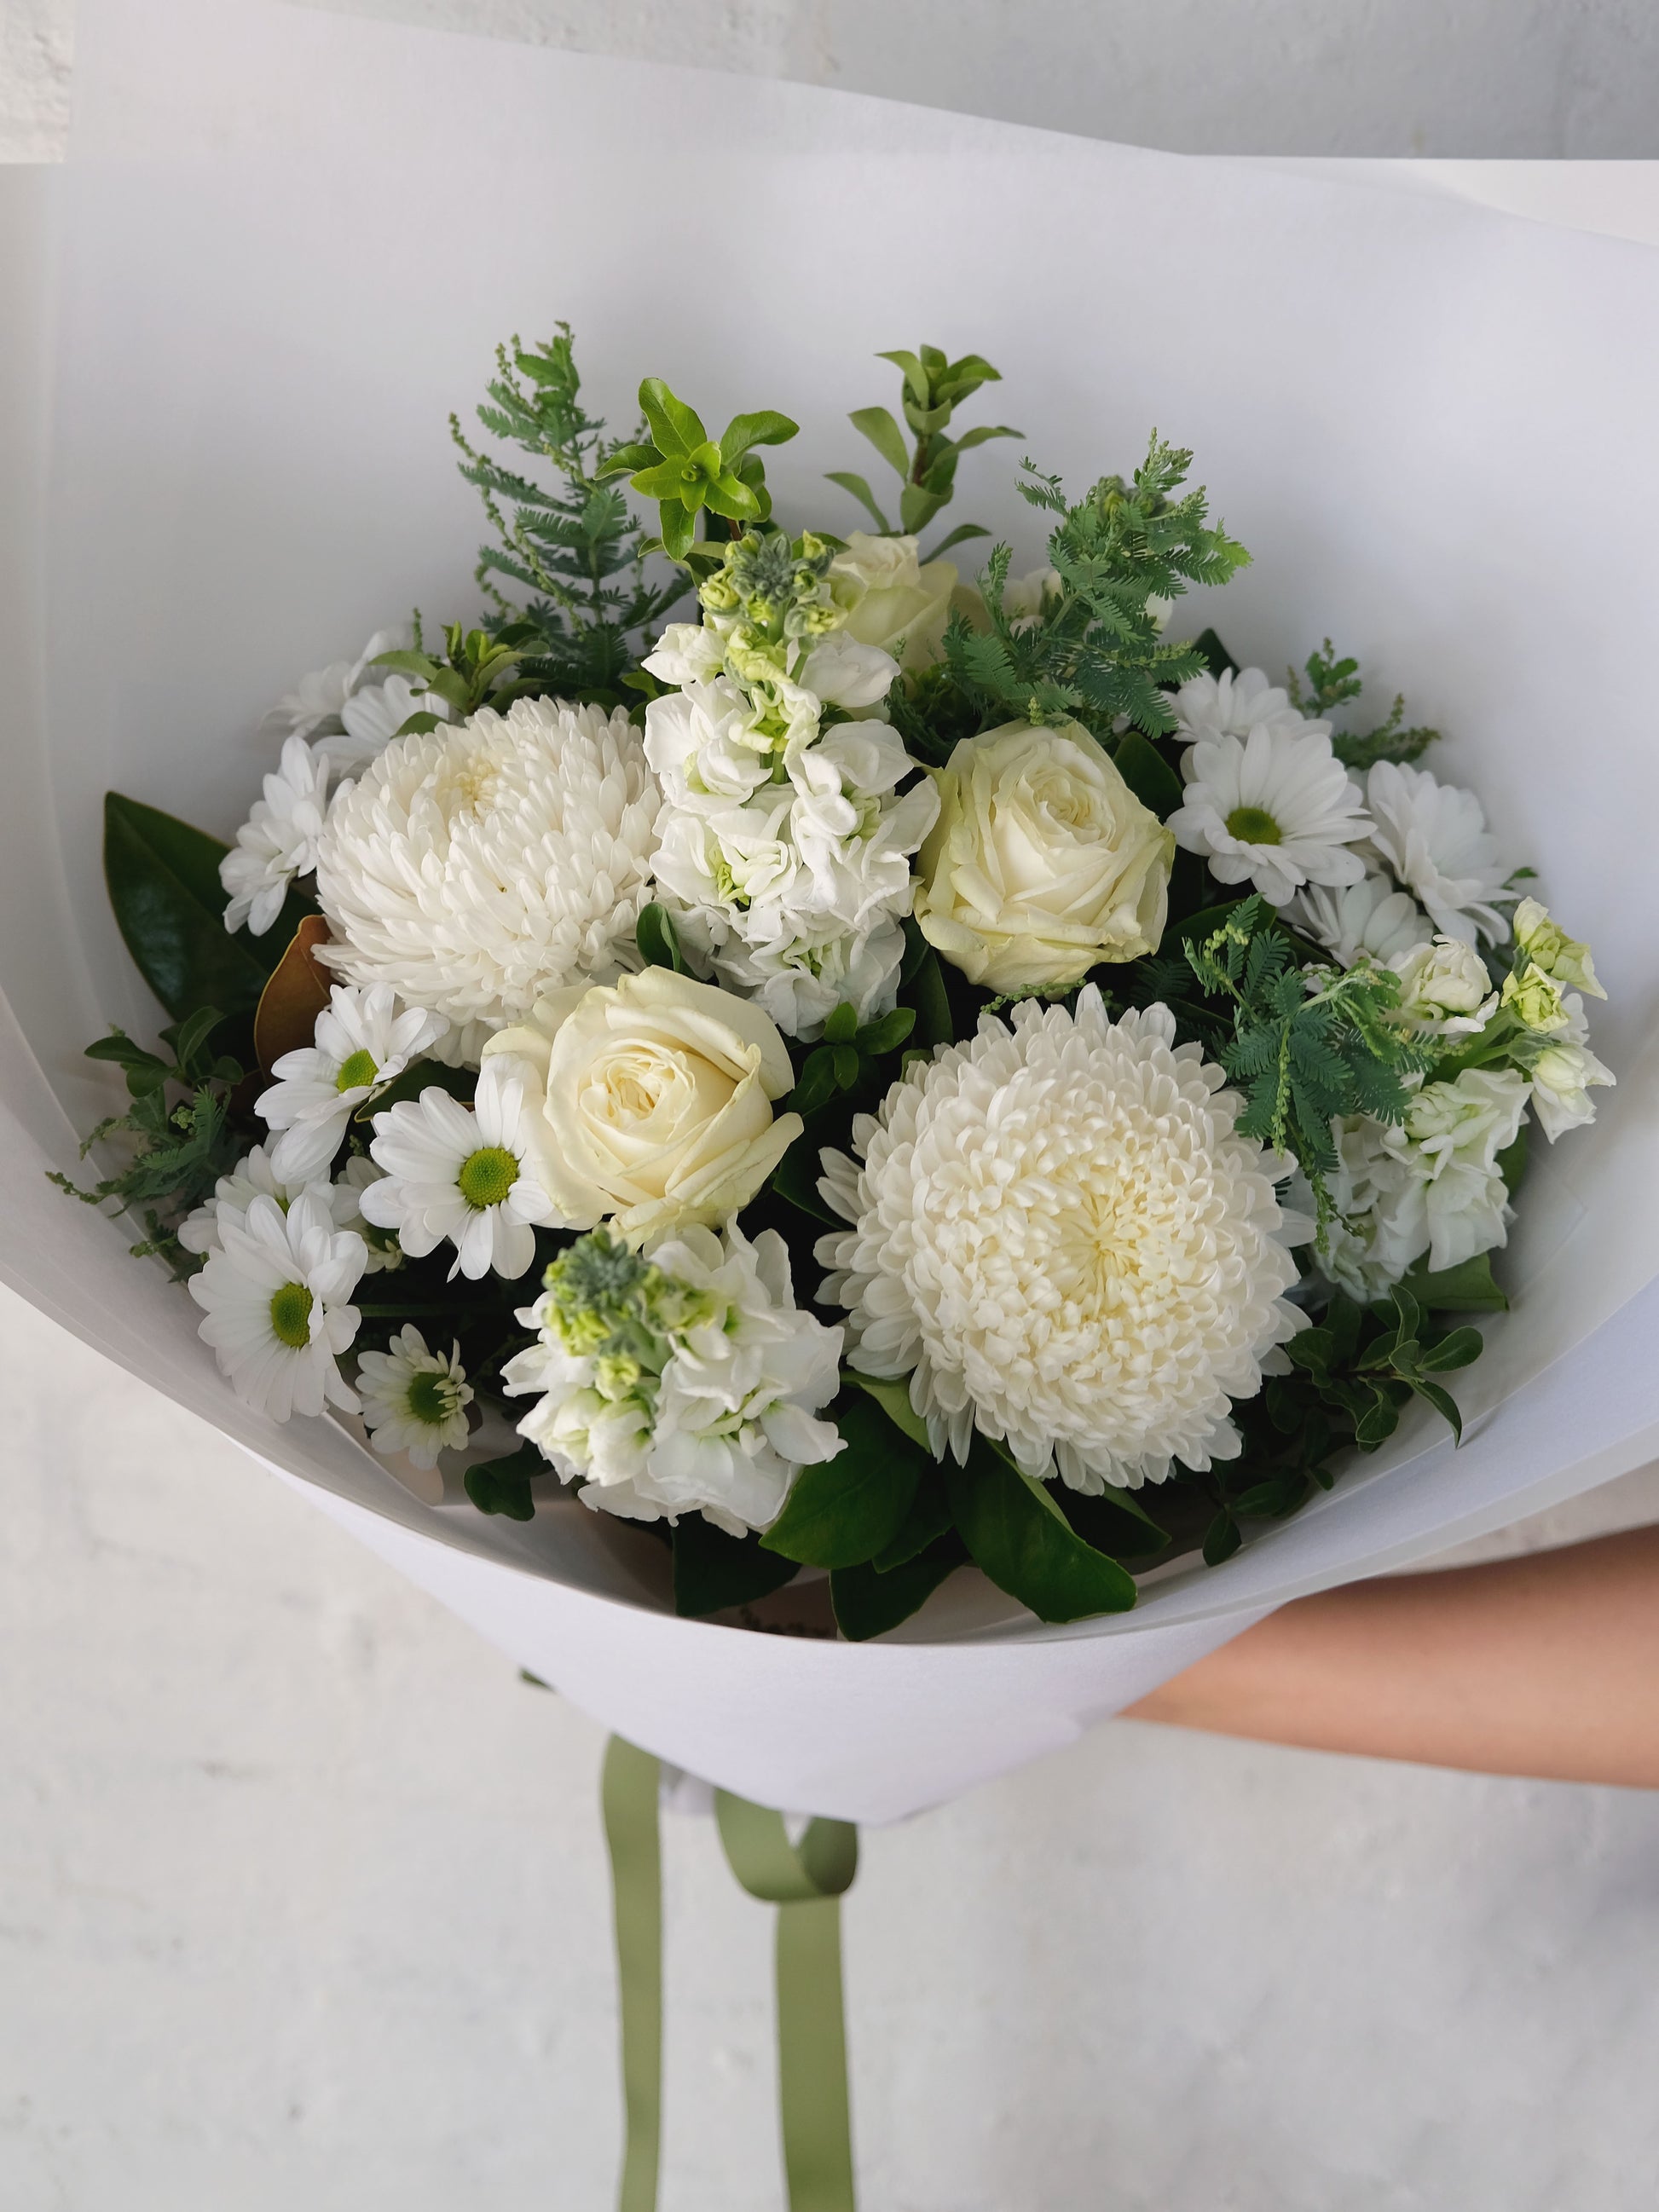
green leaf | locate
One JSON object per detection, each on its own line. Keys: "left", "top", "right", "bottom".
{"left": 1202, "top": 1510, "right": 1243, "bottom": 1565}
{"left": 945, "top": 1439, "right": 1136, "bottom": 1623}
{"left": 848, "top": 405, "right": 911, "bottom": 482}
{"left": 872, "top": 1473, "right": 952, "bottom": 1571}
{"left": 1174, "top": 896, "right": 1250, "bottom": 951}
{"left": 356, "top": 1058, "right": 475, "bottom": 1123}
{"left": 769, "top": 1133, "right": 838, "bottom": 1226}
{"left": 1415, "top": 1325, "right": 1483, "bottom": 1373}
{"left": 464, "top": 1444, "right": 542, "bottom": 1521}
{"left": 947, "top": 423, "right": 1022, "bottom": 453}
{"left": 1400, "top": 1250, "right": 1508, "bottom": 1313}
{"left": 1190, "top": 627, "right": 1240, "bottom": 679}
{"left": 920, "top": 523, "right": 991, "bottom": 562}
{"left": 637, "top": 377, "right": 705, "bottom": 457}
{"left": 822, "top": 1001, "right": 858, "bottom": 1046}
{"left": 761, "top": 1392, "right": 928, "bottom": 1568}
{"left": 719, "top": 409, "right": 798, "bottom": 465}
{"left": 844, "top": 1372, "right": 932, "bottom": 1453}
{"left": 1112, "top": 731, "right": 1184, "bottom": 821}
{"left": 875, "top": 349, "right": 930, "bottom": 408}
{"left": 902, "top": 942, "right": 955, "bottom": 1049}
{"left": 854, "top": 1007, "right": 916, "bottom": 1057}
{"left": 636, "top": 900, "right": 685, "bottom": 973}
{"left": 898, "top": 482, "right": 945, "bottom": 535}
{"left": 824, "top": 471, "right": 893, "bottom": 533}
{"left": 1409, "top": 1377, "right": 1464, "bottom": 1442}
{"left": 830, "top": 1539, "right": 962, "bottom": 1641}
{"left": 103, "top": 793, "right": 290, "bottom": 1025}
{"left": 787, "top": 1049, "right": 840, "bottom": 1118}
{"left": 673, "top": 1516, "right": 800, "bottom": 1617}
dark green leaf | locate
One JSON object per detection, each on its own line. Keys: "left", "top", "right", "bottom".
{"left": 787, "top": 1049, "right": 840, "bottom": 1118}
{"left": 1415, "top": 1326, "right": 1483, "bottom": 1373}
{"left": 1190, "top": 627, "right": 1240, "bottom": 679}
{"left": 872, "top": 1472, "right": 952, "bottom": 1571}
{"left": 902, "top": 943, "right": 955, "bottom": 1048}
{"left": 673, "top": 1517, "right": 800, "bottom": 1617}
{"left": 822, "top": 1001, "right": 858, "bottom": 1046}
{"left": 1112, "top": 731, "right": 1184, "bottom": 821}
{"left": 855, "top": 1007, "right": 916, "bottom": 1058}
{"left": 356, "top": 1058, "right": 476, "bottom": 1122}
{"left": 761, "top": 1392, "right": 928, "bottom": 1568}
{"left": 769, "top": 1132, "right": 838, "bottom": 1225}
{"left": 1202, "top": 1510, "right": 1242, "bottom": 1565}
{"left": 1410, "top": 1377, "right": 1464, "bottom": 1442}
{"left": 844, "top": 1372, "right": 932, "bottom": 1452}
{"left": 830, "top": 1539, "right": 962, "bottom": 1641}
{"left": 1399, "top": 1251, "right": 1508, "bottom": 1313}
{"left": 635, "top": 900, "right": 685, "bottom": 973}
{"left": 464, "top": 1445, "right": 542, "bottom": 1521}
{"left": 945, "top": 1439, "right": 1136, "bottom": 1623}
{"left": 103, "top": 794, "right": 287, "bottom": 1023}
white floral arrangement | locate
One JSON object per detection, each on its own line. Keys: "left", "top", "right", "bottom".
{"left": 60, "top": 331, "right": 1612, "bottom": 1634}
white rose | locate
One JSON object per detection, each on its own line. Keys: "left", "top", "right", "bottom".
{"left": 830, "top": 532, "right": 957, "bottom": 669}
{"left": 1390, "top": 935, "right": 1499, "bottom": 1037}
{"left": 481, "top": 967, "right": 802, "bottom": 1245}
{"left": 912, "top": 719, "right": 1175, "bottom": 994}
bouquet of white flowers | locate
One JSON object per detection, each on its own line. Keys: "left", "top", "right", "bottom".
{"left": 56, "top": 327, "right": 1614, "bottom": 1640}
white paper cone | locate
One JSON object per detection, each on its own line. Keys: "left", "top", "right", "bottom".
{"left": 4, "top": 0, "right": 1657, "bottom": 1819}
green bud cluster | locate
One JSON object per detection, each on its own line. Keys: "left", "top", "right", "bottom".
{"left": 699, "top": 528, "right": 841, "bottom": 656}
{"left": 540, "top": 1230, "right": 712, "bottom": 1405}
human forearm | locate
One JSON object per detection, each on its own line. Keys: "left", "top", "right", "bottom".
{"left": 1123, "top": 1526, "right": 1659, "bottom": 1788}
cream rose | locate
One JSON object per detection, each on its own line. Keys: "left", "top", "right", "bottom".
{"left": 830, "top": 532, "right": 956, "bottom": 670}
{"left": 481, "top": 967, "right": 802, "bottom": 1245}
{"left": 913, "top": 719, "right": 1175, "bottom": 994}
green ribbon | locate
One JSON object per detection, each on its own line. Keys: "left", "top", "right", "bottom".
{"left": 600, "top": 1736, "right": 859, "bottom": 2212}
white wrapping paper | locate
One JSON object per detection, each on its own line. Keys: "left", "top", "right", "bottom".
{"left": 4, "top": 0, "right": 1658, "bottom": 1819}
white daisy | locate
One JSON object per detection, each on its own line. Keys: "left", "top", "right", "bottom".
{"left": 260, "top": 628, "right": 403, "bottom": 744}
{"left": 188, "top": 1191, "right": 367, "bottom": 1421}
{"left": 328, "top": 1154, "right": 403, "bottom": 1272}
{"left": 177, "top": 1142, "right": 373, "bottom": 1259}
{"left": 360, "top": 1054, "right": 562, "bottom": 1280}
{"left": 1171, "top": 666, "right": 1311, "bottom": 744}
{"left": 315, "top": 696, "right": 662, "bottom": 1032}
{"left": 1284, "top": 872, "right": 1431, "bottom": 967}
{"left": 257, "top": 984, "right": 446, "bottom": 1185}
{"left": 1167, "top": 725, "right": 1371, "bottom": 907}
{"left": 1362, "top": 760, "right": 1509, "bottom": 944}
{"left": 316, "top": 672, "right": 453, "bottom": 778}
{"left": 356, "top": 1325, "right": 474, "bottom": 1468}
{"left": 220, "top": 735, "right": 332, "bottom": 936}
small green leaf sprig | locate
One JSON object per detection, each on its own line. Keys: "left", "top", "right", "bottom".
{"left": 48, "top": 1008, "right": 246, "bottom": 1273}
{"left": 600, "top": 378, "right": 799, "bottom": 568}
{"left": 830, "top": 344, "right": 1020, "bottom": 557}
{"left": 1288, "top": 638, "right": 1442, "bottom": 771}
{"left": 934, "top": 440, "right": 1250, "bottom": 744}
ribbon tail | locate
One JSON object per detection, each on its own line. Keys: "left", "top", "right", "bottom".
{"left": 777, "top": 1891, "right": 858, "bottom": 2212}
{"left": 603, "top": 1737, "right": 663, "bottom": 2212}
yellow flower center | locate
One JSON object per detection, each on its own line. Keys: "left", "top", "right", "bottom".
{"left": 336, "top": 1048, "right": 379, "bottom": 1092}
{"left": 406, "top": 1369, "right": 454, "bottom": 1425}
{"left": 1225, "top": 805, "right": 1281, "bottom": 846}
{"left": 458, "top": 1146, "right": 518, "bottom": 1210}
{"left": 269, "top": 1281, "right": 315, "bottom": 1348}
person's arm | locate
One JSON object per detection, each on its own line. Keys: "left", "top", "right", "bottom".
{"left": 1122, "top": 1526, "right": 1659, "bottom": 1788}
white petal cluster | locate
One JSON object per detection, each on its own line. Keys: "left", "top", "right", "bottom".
{"left": 1168, "top": 719, "right": 1371, "bottom": 909}
{"left": 315, "top": 696, "right": 662, "bottom": 1037}
{"left": 504, "top": 1225, "right": 845, "bottom": 1538}
{"left": 1526, "top": 996, "right": 1615, "bottom": 1142}
{"left": 261, "top": 627, "right": 403, "bottom": 745}
{"left": 1361, "top": 759, "right": 1508, "bottom": 943}
{"left": 177, "top": 1142, "right": 379, "bottom": 1261}
{"left": 257, "top": 984, "right": 446, "bottom": 1183}
{"left": 816, "top": 990, "right": 1309, "bottom": 1492}
{"left": 1285, "top": 874, "right": 1431, "bottom": 967}
{"left": 361, "top": 1054, "right": 563, "bottom": 1280}
{"left": 1389, "top": 934, "right": 1499, "bottom": 1039}
{"left": 1172, "top": 667, "right": 1308, "bottom": 744}
{"left": 220, "top": 735, "right": 332, "bottom": 936}
{"left": 188, "top": 1191, "right": 367, "bottom": 1420}
{"left": 357, "top": 1325, "right": 474, "bottom": 1469}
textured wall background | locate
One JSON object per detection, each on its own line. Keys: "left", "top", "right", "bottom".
{"left": 7, "top": 4, "right": 1659, "bottom": 2207}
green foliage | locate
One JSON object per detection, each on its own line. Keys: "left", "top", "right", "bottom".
{"left": 635, "top": 901, "right": 685, "bottom": 974}
{"left": 830, "top": 1539, "right": 963, "bottom": 1640}
{"left": 464, "top": 1442, "right": 544, "bottom": 1521}
{"left": 1177, "top": 896, "right": 1434, "bottom": 1224}
{"left": 786, "top": 1001, "right": 917, "bottom": 1117}
{"left": 597, "top": 373, "right": 798, "bottom": 568}
{"left": 451, "top": 327, "right": 686, "bottom": 702}
{"left": 49, "top": 1008, "right": 246, "bottom": 1273}
{"left": 1289, "top": 638, "right": 1440, "bottom": 771}
{"left": 371, "top": 622, "right": 528, "bottom": 736}
{"left": 945, "top": 1436, "right": 1138, "bottom": 1622}
{"left": 1285, "top": 1285, "right": 1482, "bottom": 1450}
{"left": 930, "top": 441, "right": 1250, "bottom": 746}
{"left": 103, "top": 793, "right": 308, "bottom": 1054}
{"left": 762, "top": 1389, "right": 930, "bottom": 1568}
{"left": 829, "top": 344, "right": 1020, "bottom": 549}
{"left": 672, "top": 1516, "right": 801, "bottom": 1617}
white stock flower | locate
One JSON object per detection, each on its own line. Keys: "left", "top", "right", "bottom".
{"left": 642, "top": 622, "right": 728, "bottom": 690}
{"left": 913, "top": 719, "right": 1174, "bottom": 993}
{"left": 357, "top": 1325, "right": 474, "bottom": 1468}
{"left": 504, "top": 1225, "right": 844, "bottom": 1537}
{"left": 1002, "top": 567, "right": 1062, "bottom": 633}
{"left": 1172, "top": 667, "right": 1309, "bottom": 744}
{"left": 796, "top": 632, "right": 899, "bottom": 710}
{"left": 1512, "top": 898, "right": 1605, "bottom": 1000}
{"left": 1390, "top": 935, "right": 1500, "bottom": 1039}
{"left": 1362, "top": 760, "right": 1508, "bottom": 943}
{"left": 361, "top": 1055, "right": 563, "bottom": 1280}
{"left": 1285, "top": 874, "right": 1431, "bottom": 967}
{"left": 220, "top": 735, "right": 332, "bottom": 936}
{"left": 711, "top": 917, "right": 909, "bottom": 1039}
{"left": 315, "top": 696, "right": 661, "bottom": 1032}
{"left": 481, "top": 967, "right": 801, "bottom": 1246}
{"left": 817, "top": 991, "right": 1309, "bottom": 1492}
{"left": 1168, "top": 725, "right": 1370, "bottom": 908}
{"left": 1318, "top": 1119, "right": 1431, "bottom": 1302}
{"left": 257, "top": 984, "right": 446, "bottom": 1184}
{"left": 188, "top": 1191, "right": 366, "bottom": 1420}
{"left": 1528, "top": 996, "right": 1614, "bottom": 1141}
{"left": 1396, "top": 1067, "right": 1529, "bottom": 1273}
{"left": 644, "top": 677, "right": 788, "bottom": 811}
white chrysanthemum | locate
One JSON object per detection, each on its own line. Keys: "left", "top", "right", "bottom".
{"left": 315, "top": 696, "right": 662, "bottom": 1032}
{"left": 1284, "top": 873, "right": 1431, "bottom": 967}
{"left": 220, "top": 735, "right": 332, "bottom": 936}
{"left": 816, "top": 991, "right": 1309, "bottom": 1491}
{"left": 356, "top": 1325, "right": 474, "bottom": 1468}
{"left": 504, "top": 1224, "right": 844, "bottom": 1537}
{"left": 257, "top": 984, "right": 447, "bottom": 1184}
{"left": 1362, "top": 760, "right": 1508, "bottom": 944}
{"left": 1168, "top": 725, "right": 1371, "bottom": 908}
{"left": 361, "top": 1054, "right": 562, "bottom": 1280}
{"left": 177, "top": 1142, "right": 366, "bottom": 1259}
{"left": 1172, "top": 666, "right": 1311, "bottom": 744}
{"left": 188, "top": 1191, "right": 366, "bottom": 1421}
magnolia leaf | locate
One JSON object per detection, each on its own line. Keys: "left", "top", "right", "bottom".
{"left": 252, "top": 915, "right": 334, "bottom": 1074}
{"left": 843, "top": 1372, "right": 932, "bottom": 1453}
{"left": 1112, "top": 731, "right": 1184, "bottom": 822}
{"left": 871, "top": 1473, "right": 952, "bottom": 1572}
{"left": 830, "top": 1539, "right": 962, "bottom": 1641}
{"left": 1400, "top": 1250, "right": 1509, "bottom": 1313}
{"left": 945, "top": 1440, "right": 1137, "bottom": 1622}
{"left": 761, "top": 1393, "right": 928, "bottom": 1568}
{"left": 673, "top": 1517, "right": 799, "bottom": 1617}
